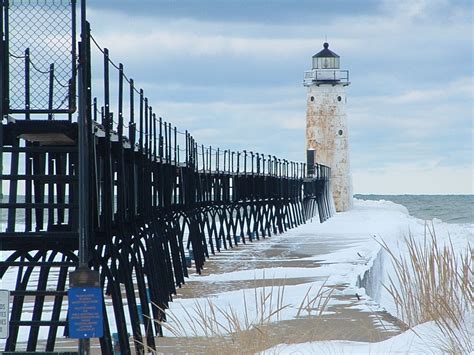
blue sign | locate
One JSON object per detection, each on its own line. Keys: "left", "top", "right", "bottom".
{"left": 68, "top": 287, "right": 104, "bottom": 339}
{"left": 136, "top": 304, "right": 144, "bottom": 324}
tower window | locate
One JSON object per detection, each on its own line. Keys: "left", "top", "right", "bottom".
{"left": 337, "top": 96, "right": 342, "bottom": 102}
{"left": 338, "top": 130, "right": 343, "bottom": 136}
{"left": 310, "top": 96, "right": 314, "bottom": 102}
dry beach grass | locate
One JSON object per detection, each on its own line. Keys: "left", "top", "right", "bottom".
{"left": 138, "top": 225, "right": 471, "bottom": 354}
{"left": 379, "top": 224, "right": 472, "bottom": 354}
{"left": 143, "top": 280, "right": 336, "bottom": 354}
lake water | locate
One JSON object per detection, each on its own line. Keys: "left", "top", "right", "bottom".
{"left": 355, "top": 194, "right": 473, "bottom": 224}
{"left": 1, "top": 195, "right": 472, "bottom": 227}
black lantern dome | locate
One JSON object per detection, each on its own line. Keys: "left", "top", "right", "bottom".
{"left": 312, "top": 42, "right": 340, "bottom": 69}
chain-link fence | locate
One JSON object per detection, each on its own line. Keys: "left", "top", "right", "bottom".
{"left": 7, "top": 0, "right": 76, "bottom": 113}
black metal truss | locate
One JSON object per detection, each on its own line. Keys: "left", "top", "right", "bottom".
{"left": 0, "top": 3, "right": 334, "bottom": 353}
{"left": 0, "top": 117, "right": 332, "bottom": 353}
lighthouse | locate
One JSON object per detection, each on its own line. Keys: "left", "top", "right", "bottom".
{"left": 304, "top": 42, "right": 353, "bottom": 212}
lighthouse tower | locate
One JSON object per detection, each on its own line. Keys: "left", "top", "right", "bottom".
{"left": 304, "top": 42, "right": 352, "bottom": 212}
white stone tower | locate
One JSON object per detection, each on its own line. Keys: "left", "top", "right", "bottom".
{"left": 304, "top": 42, "right": 352, "bottom": 212}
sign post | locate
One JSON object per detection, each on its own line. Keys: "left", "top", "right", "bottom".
{"left": 0, "top": 290, "right": 9, "bottom": 339}
{"left": 69, "top": 267, "right": 103, "bottom": 353}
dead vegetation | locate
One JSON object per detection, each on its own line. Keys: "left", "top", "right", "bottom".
{"left": 378, "top": 224, "right": 472, "bottom": 354}
{"left": 143, "top": 279, "right": 335, "bottom": 354}
{"left": 139, "top": 223, "right": 471, "bottom": 354}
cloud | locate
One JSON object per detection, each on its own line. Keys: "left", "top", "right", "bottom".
{"left": 353, "top": 165, "right": 473, "bottom": 194}
{"left": 97, "top": 31, "right": 313, "bottom": 59}
{"left": 380, "top": 78, "right": 473, "bottom": 104}
{"left": 192, "top": 128, "right": 221, "bottom": 141}
{"left": 380, "top": 0, "right": 447, "bottom": 20}
{"left": 82, "top": 1, "right": 473, "bottom": 194}
{"left": 87, "top": 0, "right": 383, "bottom": 25}
{"left": 348, "top": 77, "right": 472, "bottom": 144}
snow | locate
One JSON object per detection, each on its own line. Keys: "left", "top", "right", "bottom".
{"left": 1, "top": 198, "right": 472, "bottom": 353}
{"left": 262, "top": 321, "right": 446, "bottom": 354}
{"left": 163, "top": 198, "right": 472, "bottom": 351}
{"left": 187, "top": 267, "right": 324, "bottom": 282}
{"left": 257, "top": 198, "right": 472, "bottom": 353}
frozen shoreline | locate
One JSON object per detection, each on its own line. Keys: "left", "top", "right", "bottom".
{"left": 1, "top": 198, "right": 472, "bottom": 352}
{"left": 161, "top": 198, "right": 472, "bottom": 352}
{"left": 261, "top": 198, "right": 473, "bottom": 353}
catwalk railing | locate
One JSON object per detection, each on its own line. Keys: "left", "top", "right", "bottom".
{"left": 0, "top": 1, "right": 334, "bottom": 353}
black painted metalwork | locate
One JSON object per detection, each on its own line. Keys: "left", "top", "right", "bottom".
{"left": 0, "top": 1, "right": 335, "bottom": 353}
{"left": 6, "top": 0, "right": 77, "bottom": 114}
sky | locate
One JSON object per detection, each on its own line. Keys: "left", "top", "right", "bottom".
{"left": 85, "top": 0, "right": 473, "bottom": 194}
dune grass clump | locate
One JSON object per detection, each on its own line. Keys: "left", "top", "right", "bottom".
{"left": 147, "top": 280, "right": 334, "bottom": 354}
{"left": 296, "top": 279, "right": 334, "bottom": 318}
{"left": 158, "top": 283, "right": 288, "bottom": 338}
{"left": 378, "top": 224, "right": 472, "bottom": 354}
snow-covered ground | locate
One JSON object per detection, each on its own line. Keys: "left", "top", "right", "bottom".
{"left": 1, "top": 198, "right": 472, "bottom": 353}
{"left": 163, "top": 199, "right": 472, "bottom": 353}
{"left": 263, "top": 321, "right": 448, "bottom": 354}
{"left": 166, "top": 199, "right": 414, "bottom": 330}
{"left": 256, "top": 199, "right": 472, "bottom": 354}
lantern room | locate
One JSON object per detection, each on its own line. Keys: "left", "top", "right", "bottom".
{"left": 304, "top": 42, "right": 349, "bottom": 86}
{"left": 312, "top": 42, "right": 340, "bottom": 69}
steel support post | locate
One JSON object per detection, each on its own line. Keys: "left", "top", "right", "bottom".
{"left": 0, "top": 1, "right": 4, "bottom": 200}
{"left": 77, "top": 0, "right": 91, "bottom": 354}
